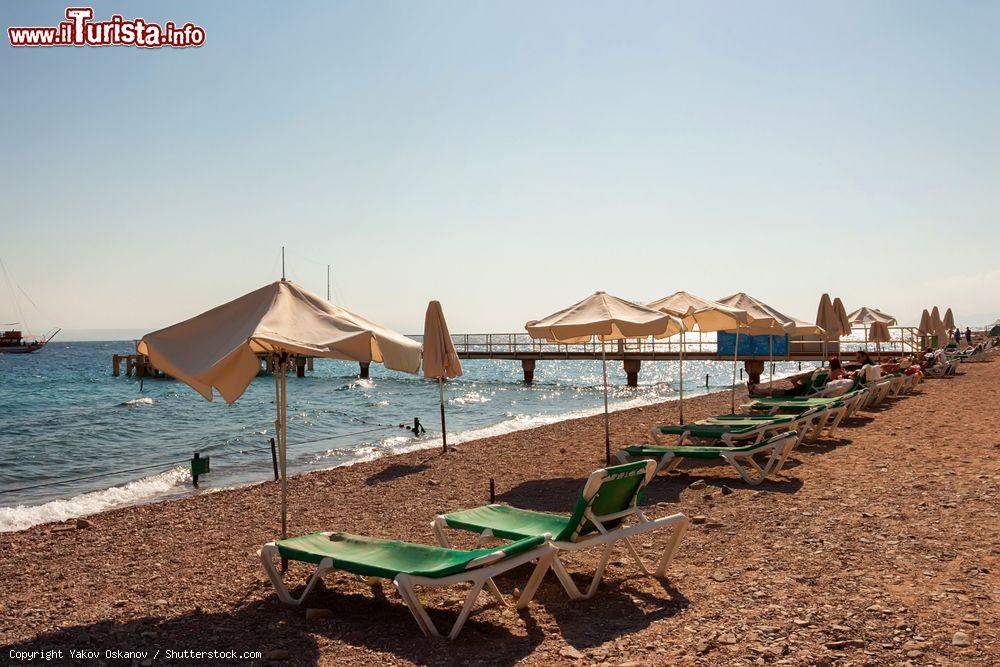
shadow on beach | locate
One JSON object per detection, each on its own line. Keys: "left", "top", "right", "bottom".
{"left": 3, "top": 564, "right": 694, "bottom": 667}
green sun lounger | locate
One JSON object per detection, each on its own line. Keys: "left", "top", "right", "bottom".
{"left": 260, "top": 531, "right": 556, "bottom": 639}
{"left": 433, "top": 460, "right": 689, "bottom": 601}
{"left": 741, "top": 395, "right": 854, "bottom": 440}
{"left": 652, "top": 412, "right": 810, "bottom": 447}
{"left": 617, "top": 431, "right": 799, "bottom": 485}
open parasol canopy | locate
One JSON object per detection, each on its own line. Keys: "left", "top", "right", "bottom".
{"left": 526, "top": 292, "right": 682, "bottom": 463}
{"left": 647, "top": 291, "right": 748, "bottom": 423}
{"left": 139, "top": 280, "right": 422, "bottom": 538}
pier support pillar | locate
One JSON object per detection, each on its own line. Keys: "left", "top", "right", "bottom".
{"left": 296, "top": 357, "right": 306, "bottom": 378}
{"left": 359, "top": 362, "right": 370, "bottom": 379}
{"left": 744, "top": 360, "right": 764, "bottom": 386}
{"left": 112, "top": 354, "right": 121, "bottom": 377}
{"left": 306, "top": 357, "right": 314, "bottom": 371}
{"left": 521, "top": 359, "right": 536, "bottom": 384}
{"left": 623, "top": 359, "right": 641, "bottom": 387}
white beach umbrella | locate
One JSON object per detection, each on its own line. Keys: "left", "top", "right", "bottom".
{"left": 847, "top": 306, "right": 898, "bottom": 326}
{"left": 423, "top": 300, "right": 463, "bottom": 454}
{"left": 717, "top": 293, "right": 824, "bottom": 403}
{"left": 525, "top": 292, "right": 682, "bottom": 463}
{"left": 847, "top": 306, "right": 897, "bottom": 354}
{"left": 647, "top": 291, "right": 747, "bottom": 422}
{"left": 138, "top": 280, "right": 422, "bottom": 538}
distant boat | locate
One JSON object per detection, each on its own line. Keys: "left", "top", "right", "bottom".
{"left": 0, "top": 327, "right": 59, "bottom": 354}
{"left": 1, "top": 257, "right": 60, "bottom": 354}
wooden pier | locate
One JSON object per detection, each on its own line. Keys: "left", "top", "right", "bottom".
{"left": 449, "top": 328, "right": 927, "bottom": 386}
{"left": 113, "top": 327, "right": 929, "bottom": 387}
{"left": 112, "top": 353, "right": 318, "bottom": 379}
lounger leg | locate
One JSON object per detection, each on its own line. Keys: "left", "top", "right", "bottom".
{"left": 393, "top": 576, "right": 440, "bottom": 638}
{"left": 658, "top": 455, "right": 682, "bottom": 476}
{"left": 432, "top": 520, "right": 507, "bottom": 607}
{"left": 826, "top": 407, "right": 846, "bottom": 438}
{"left": 431, "top": 517, "right": 451, "bottom": 547}
{"left": 259, "top": 544, "right": 330, "bottom": 607}
{"left": 583, "top": 543, "right": 614, "bottom": 599}
{"left": 548, "top": 543, "right": 613, "bottom": 601}
{"left": 447, "top": 579, "right": 486, "bottom": 640}
{"left": 515, "top": 550, "right": 556, "bottom": 609}
{"left": 653, "top": 517, "right": 689, "bottom": 577}
{"left": 730, "top": 455, "right": 765, "bottom": 485}
{"left": 550, "top": 556, "right": 585, "bottom": 600}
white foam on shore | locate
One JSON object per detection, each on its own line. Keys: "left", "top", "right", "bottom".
{"left": 4, "top": 367, "right": 813, "bottom": 533}
{"left": 0, "top": 467, "right": 189, "bottom": 533}
{"left": 309, "top": 369, "right": 815, "bottom": 467}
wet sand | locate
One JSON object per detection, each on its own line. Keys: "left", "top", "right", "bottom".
{"left": 2, "top": 360, "right": 998, "bottom": 666}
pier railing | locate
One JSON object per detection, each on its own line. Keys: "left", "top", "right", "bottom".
{"left": 450, "top": 327, "right": 926, "bottom": 360}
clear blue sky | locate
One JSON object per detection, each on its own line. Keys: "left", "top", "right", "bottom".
{"left": 2, "top": 1, "right": 998, "bottom": 338}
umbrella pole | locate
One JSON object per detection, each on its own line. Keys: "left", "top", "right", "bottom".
{"left": 439, "top": 377, "right": 447, "bottom": 453}
{"left": 679, "top": 329, "right": 685, "bottom": 424}
{"left": 279, "top": 357, "right": 288, "bottom": 540}
{"left": 731, "top": 326, "right": 740, "bottom": 414}
{"left": 601, "top": 339, "right": 610, "bottom": 465}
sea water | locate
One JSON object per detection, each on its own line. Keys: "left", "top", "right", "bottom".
{"left": 0, "top": 341, "right": 814, "bottom": 531}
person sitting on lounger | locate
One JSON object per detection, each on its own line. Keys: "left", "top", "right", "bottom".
{"left": 828, "top": 357, "right": 847, "bottom": 381}
{"left": 855, "top": 350, "right": 876, "bottom": 367}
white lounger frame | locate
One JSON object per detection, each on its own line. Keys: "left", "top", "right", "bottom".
{"left": 740, "top": 403, "right": 845, "bottom": 441}
{"left": 260, "top": 534, "right": 556, "bottom": 639}
{"left": 617, "top": 431, "right": 798, "bottom": 486}
{"left": 434, "top": 463, "right": 689, "bottom": 602}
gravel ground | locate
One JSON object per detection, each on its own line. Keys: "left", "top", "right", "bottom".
{"left": 2, "top": 359, "right": 998, "bottom": 666}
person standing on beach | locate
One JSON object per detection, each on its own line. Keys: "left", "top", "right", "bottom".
{"left": 966, "top": 327, "right": 973, "bottom": 345}
{"left": 954, "top": 328, "right": 962, "bottom": 345}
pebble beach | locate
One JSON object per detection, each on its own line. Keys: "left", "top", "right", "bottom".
{"left": 2, "top": 361, "right": 998, "bottom": 666}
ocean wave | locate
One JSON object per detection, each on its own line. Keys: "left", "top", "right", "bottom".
{"left": 117, "top": 397, "right": 155, "bottom": 407}
{"left": 0, "top": 467, "right": 189, "bottom": 533}
{"left": 449, "top": 391, "right": 491, "bottom": 405}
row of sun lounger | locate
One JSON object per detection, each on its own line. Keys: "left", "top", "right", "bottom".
{"left": 617, "top": 366, "right": 921, "bottom": 486}
{"left": 259, "top": 343, "right": 993, "bottom": 639}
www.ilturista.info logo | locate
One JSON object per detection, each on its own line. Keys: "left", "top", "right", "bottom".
{"left": 8, "top": 7, "right": 205, "bottom": 48}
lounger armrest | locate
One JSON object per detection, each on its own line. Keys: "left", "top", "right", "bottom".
{"left": 554, "top": 513, "right": 688, "bottom": 549}
{"left": 464, "top": 533, "right": 553, "bottom": 570}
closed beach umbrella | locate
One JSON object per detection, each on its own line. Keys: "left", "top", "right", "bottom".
{"left": 917, "top": 309, "right": 933, "bottom": 350}
{"left": 138, "top": 280, "right": 422, "bottom": 538}
{"left": 870, "top": 321, "right": 891, "bottom": 360}
{"left": 918, "top": 309, "right": 932, "bottom": 334}
{"left": 423, "top": 300, "right": 463, "bottom": 453}
{"left": 526, "top": 292, "right": 681, "bottom": 463}
{"left": 815, "top": 294, "right": 840, "bottom": 360}
{"left": 931, "top": 307, "right": 948, "bottom": 347}
{"left": 833, "top": 298, "right": 852, "bottom": 338}
{"left": 815, "top": 293, "right": 838, "bottom": 336}
{"left": 944, "top": 308, "right": 956, "bottom": 331}
{"left": 647, "top": 291, "right": 747, "bottom": 423}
